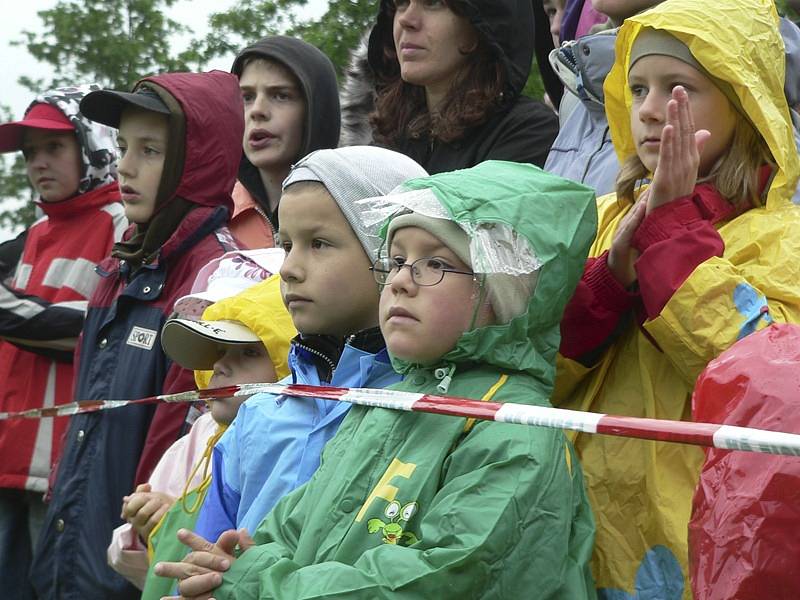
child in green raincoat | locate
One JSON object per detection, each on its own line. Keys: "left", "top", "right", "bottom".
{"left": 155, "top": 160, "right": 599, "bottom": 599}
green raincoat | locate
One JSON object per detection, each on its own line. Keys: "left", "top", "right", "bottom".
{"left": 215, "top": 161, "right": 598, "bottom": 599}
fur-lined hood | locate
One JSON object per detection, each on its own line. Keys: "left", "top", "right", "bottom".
{"left": 339, "top": 33, "right": 375, "bottom": 147}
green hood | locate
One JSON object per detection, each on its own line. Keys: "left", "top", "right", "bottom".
{"left": 380, "top": 160, "right": 597, "bottom": 388}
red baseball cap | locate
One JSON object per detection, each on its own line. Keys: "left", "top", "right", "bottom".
{"left": 0, "top": 103, "right": 75, "bottom": 154}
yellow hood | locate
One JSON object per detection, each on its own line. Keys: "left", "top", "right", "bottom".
{"left": 604, "top": 0, "right": 799, "bottom": 208}
{"left": 194, "top": 273, "right": 296, "bottom": 389}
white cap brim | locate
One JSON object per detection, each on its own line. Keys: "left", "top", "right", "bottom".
{"left": 161, "top": 318, "right": 261, "bottom": 370}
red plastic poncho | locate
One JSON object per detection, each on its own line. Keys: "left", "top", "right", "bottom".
{"left": 689, "top": 323, "right": 800, "bottom": 599}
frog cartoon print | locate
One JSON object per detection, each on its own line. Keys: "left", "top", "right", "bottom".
{"left": 367, "top": 500, "right": 419, "bottom": 546}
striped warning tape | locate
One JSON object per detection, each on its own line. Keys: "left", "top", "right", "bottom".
{"left": 2, "top": 382, "right": 799, "bottom": 456}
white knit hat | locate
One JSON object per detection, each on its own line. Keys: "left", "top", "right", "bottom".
{"left": 283, "top": 146, "right": 428, "bottom": 262}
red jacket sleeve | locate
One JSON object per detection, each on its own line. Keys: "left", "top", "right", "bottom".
{"left": 560, "top": 251, "right": 640, "bottom": 360}
{"left": 632, "top": 185, "right": 734, "bottom": 320}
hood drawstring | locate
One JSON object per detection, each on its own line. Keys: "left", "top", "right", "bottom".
{"left": 180, "top": 423, "right": 228, "bottom": 514}
{"left": 434, "top": 364, "right": 456, "bottom": 394}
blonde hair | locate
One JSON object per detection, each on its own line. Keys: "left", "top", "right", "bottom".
{"left": 616, "top": 113, "right": 774, "bottom": 211}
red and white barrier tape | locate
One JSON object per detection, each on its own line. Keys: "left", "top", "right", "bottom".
{"left": 2, "top": 382, "right": 799, "bottom": 456}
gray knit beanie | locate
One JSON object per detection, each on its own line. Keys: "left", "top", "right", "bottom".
{"left": 386, "top": 212, "right": 532, "bottom": 324}
{"left": 283, "top": 146, "right": 428, "bottom": 263}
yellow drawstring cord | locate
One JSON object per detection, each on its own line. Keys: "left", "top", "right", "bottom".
{"left": 180, "top": 424, "right": 228, "bottom": 515}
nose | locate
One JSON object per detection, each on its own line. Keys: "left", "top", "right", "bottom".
{"left": 388, "top": 262, "right": 418, "bottom": 296}
{"left": 550, "top": 14, "right": 562, "bottom": 42}
{"left": 117, "top": 151, "right": 135, "bottom": 179}
{"left": 249, "top": 91, "right": 271, "bottom": 122}
{"left": 638, "top": 88, "right": 665, "bottom": 124}
{"left": 212, "top": 350, "right": 233, "bottom": 379}
{"left": 279, "top": 246, "right": 304, "bottom": 283}
{"left": 396, "top": 1, "right": 421, "bottom": 30}
{"left": 27, "top": 149, "right": 47, "bottom": 171}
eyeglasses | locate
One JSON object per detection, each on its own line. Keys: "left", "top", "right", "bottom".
{"left": 370, "top": 257, "right": 475, "bottom": 287}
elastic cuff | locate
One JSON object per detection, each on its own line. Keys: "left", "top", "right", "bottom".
{"left": 583, "top": 252, "right": 639, "bottom": 313}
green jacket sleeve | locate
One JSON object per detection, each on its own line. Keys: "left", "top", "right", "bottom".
{"left": 217, "top": 421, "right": 594, "bottom": 599}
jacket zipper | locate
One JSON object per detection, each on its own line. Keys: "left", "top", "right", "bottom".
{"left": 295, "top": 342, "right": 337, "bottom": 377}
{"left": 253, "top": 204, "right": 276, "bottom": 238}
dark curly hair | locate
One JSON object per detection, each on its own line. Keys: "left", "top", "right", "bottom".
{"left": 370, "top": 0, "right": 507, "bottom": 145}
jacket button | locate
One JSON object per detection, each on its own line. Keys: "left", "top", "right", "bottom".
{"left": 55, "top": 518, "right": 65, "bottom": 532}
{"left": 76, "top": 430, "right": 85, "bottom": 443}
{"left": 143, "top": 286, "right": 151, "bottom": 294}
{"left": 98, "top": 338, "right": 108, "bottom": 349}
{"left": 340, "top": 499, "right": 354, "bottom": 513}
{"left": 582, "top": 45, "right": 591, "bottom": 55}
{"left": 411, "top": 375, "right": 425, "bottom": 386}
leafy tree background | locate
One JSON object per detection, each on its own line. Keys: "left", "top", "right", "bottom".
{"left": 1, "top": 0, "right": 797, "bottom": 233}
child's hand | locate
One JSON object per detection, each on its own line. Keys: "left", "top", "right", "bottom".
{"left": 647, "top": 85, "right": 711, "bottom": 214}
{"left": 155, "top": 528, "right": 254, "bottom": 600}
{"left": 121, "top": 483, "right": 175, "bottom": 541}
{"left": 608, "top": 192, "right": 648, "bottom": 287}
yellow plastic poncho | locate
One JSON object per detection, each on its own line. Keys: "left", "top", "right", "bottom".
{"left": 554, "top": 0, "right": 800, "bottom": 597}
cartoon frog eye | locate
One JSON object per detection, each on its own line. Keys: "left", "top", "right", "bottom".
{"left": 385, "top": 501, "right": 401, "bottom": 519}
{"left": 401, "top": 502, "right": 418, "bottom": 521}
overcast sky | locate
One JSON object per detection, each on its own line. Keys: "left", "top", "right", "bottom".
{"left": 0, "top": 0, "right": 328, "bottom": 241}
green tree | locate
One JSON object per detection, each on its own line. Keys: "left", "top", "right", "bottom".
{"left": 14, "top": 0, "right": 203, "bottom": 91}
{"left": 0, "top": 103, "right": 35, "bottom": 235}
{"left": 2, "top": 0, "right": 210, "bottom": 233}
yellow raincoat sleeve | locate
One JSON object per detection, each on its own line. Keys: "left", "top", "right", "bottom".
{"left": 644, "top": 204, "right": 800, "bottom": 385}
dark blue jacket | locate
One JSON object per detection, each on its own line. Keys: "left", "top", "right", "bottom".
{"left": 31, "top": 70, "right": 244, "bottom": 600}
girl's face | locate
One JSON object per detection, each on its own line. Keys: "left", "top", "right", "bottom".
{"left": 392, "top": 0, "right": 478, "bottom": 93}
{"left": 628, "top": 54, "right": 737, "bottom": 175}
{"left": 379, "top": 226, "right": 492, "bottom": 365}
{"left": 22, "top": 130, "right": 82, "bottom": 203}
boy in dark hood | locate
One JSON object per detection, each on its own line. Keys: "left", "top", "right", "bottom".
{"left": 229, "top": 36, "right": 341, "bottom": 249}
{"left": 30, "top": 71, "right": 243, "bottom": 600}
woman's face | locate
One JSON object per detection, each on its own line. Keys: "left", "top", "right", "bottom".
{"left": 392, "top": 0, "right": 479, "bottom": 96}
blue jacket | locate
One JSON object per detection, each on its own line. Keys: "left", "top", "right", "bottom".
{"left": 545, "top": 18, "right": 800, "bottom": 203}
{"left": 195, "top": 337, "right": 400, "bottom": 541}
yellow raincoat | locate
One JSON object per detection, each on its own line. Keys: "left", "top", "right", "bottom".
{"left": 554, "top": 0, "right": 800, "bottom": 597}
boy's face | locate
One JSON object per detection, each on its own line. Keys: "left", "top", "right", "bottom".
{"left": 542, "top": 0, "right": 565, "bottom": 46}
{"left": 117, "top": 107, "right": 168, "bottom": 225}
{"left": 208, "top": 341, "right": 276, "bottom": 425}
{"left": 239, "top": 58, "right": 306, "bottom": 175}
{"left": 590, "top": 0, "right": 662, "bottom": 24}
{"left": 278, "top": 184, "right": 379, "bottom": 337}
{"left": 22, "top": 129, "right": 82, "bottom": 203}
{"left": 379, "top": 226, "right": 492, "bottom": 364}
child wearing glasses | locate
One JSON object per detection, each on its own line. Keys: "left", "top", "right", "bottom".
{"left": 156, "top": 161, "right": 599, "bottom": 599}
